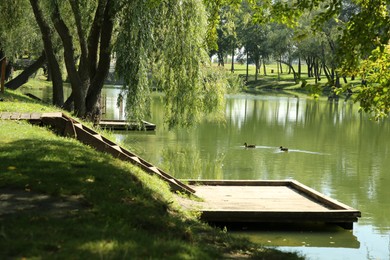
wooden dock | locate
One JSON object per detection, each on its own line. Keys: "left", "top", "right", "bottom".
{"left": 179, "top": 180, "right": 361, "bottom": 229}
{"left": 99, "top": 119, "right": 156, "bottom": 131}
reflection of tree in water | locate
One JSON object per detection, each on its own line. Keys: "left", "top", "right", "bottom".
{"left": 161, "top": 146, "right": 224, "bottom": 180}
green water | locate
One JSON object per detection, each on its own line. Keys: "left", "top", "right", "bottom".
{"left": 111, "top": 93, "right": 390, "bottom": 260}
{"left": 24, "top": 86, "right": 390, "bottom": 259}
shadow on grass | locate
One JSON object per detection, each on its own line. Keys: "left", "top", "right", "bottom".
{"left": 0, "top": 89, "right": 40, "bottom": 104}
{"left": 0, "top": 137, "right": 227, "bottom": 259}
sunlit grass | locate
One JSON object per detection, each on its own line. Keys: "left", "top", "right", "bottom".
{"left": 0, "top": 89, "right": 58, "bottom": 112}
{"left": 0, "top": 90, "right": 304, "bottom": 259}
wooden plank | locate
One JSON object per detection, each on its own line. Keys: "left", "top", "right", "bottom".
{"left": 200, "top": 210, "right": 360, "bottom": 223}
{"left": 10, "top": 113, "right": 21, "bottom": 120}
{"left": 20, "top": 113, "right": 32, "bottom": 120}
{"left": 187, "top": 179, "right": 291, "bottom": 186}
{"left": 30, "top": 113, "right": 42, "bottom": 120}
{"left": 130, "top": 156, "right": 141, "bottom": 164}
{"left": 0, "top": 112, "right": 11, "bottom": 119}
{"left": 190, "top": 186, "right": 328, "bottom": 211}
{"left": 288, "top": 180, "right": 358, "bottom": 211}
{"left": 111, "top": 145, "right": 122, "bottom": 152}
{"left": 92, "top": 134, "right": 103, "bottom": 140}
{"left": 41, "top": 112, "right": 63, "bottom": 118}
{"left": 99, "top": 119, "right": 156, "bottom": 131}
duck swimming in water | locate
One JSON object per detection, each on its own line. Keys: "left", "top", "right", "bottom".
{"left": 244, "top": 142, "right": 256, "bottom": 148}
{"left": 280, "top": 146, "right": 288, "bottom": 152}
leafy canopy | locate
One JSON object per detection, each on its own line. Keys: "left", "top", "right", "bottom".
{"left": 115, "top": 0, "right": 238, "bottom": 128}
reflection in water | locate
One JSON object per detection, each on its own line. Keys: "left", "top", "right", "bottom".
{"left": 240, "top": 145, "right": 330, "bottom": 155}
{"left": 160, "top": 146, "right": 225, "bottom": 180}
{"left": 230, "top": 223, "right": 359, "bottom": 248}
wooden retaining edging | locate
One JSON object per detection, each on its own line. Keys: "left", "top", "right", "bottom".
{"left": 0, "top": 112, "right": 194, "bottom": 195}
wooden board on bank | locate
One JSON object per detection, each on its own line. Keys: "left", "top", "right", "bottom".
{"left": 99, "top": 119, "right": 156, "bottom": 131}
{"left": 179, "top": 180, "right": 361, "bottom": 229}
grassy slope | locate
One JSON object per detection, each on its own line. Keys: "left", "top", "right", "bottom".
{"left": 0, "top": 90, "right": 303, "bottom": 259}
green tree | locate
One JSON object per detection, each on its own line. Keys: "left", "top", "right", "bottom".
{"left": 237, "top": 2, "right": 271, "bottom": 81}
{"left": 352, "top": 45, "right": 390, "bottom": 119}
{"left": 297, "top": 0, "right": 390, "bottom": 118}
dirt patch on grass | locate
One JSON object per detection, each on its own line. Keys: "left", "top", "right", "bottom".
{"left": 0, "top": 188, "right": 90, "bottom": 218}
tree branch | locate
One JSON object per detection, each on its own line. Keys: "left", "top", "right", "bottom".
{"left": 5, "top": 51, "right": 46, "bottom": 90}
{"left": 50, "top": 1, "right": 82, "bottom": 91}
{"left": 29, "top": 0, "right": 64, "bottom": 106}
{"left": 69, "top": 0, "right": 88, "bottom": 61}
{"left": 87, "top": 0, "right": 115, "bottom": 112}
{"left": 88, "top": 0, "right": 107, "bottom": 79}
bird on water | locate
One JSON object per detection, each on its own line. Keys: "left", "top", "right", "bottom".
{"left": 244, "top": 142, "right": 256, "bottom": 148}
{"left": 280, "top": 146, "right": 288, "bottom": 152}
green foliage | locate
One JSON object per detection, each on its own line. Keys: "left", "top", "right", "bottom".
{"left": 115, "top": 0, "right": 237, "bottom": 128}
{"left": 203, "top": 0, "right": 243, "bottom": 52}
{"left": 0, "top": 0, "right": 42, "bottom": 59}
{"left": 355, "top": 45, "right": 390, "bottom": 120}
{"left": 338, "top": 0, "right": 390, "bottom": 74}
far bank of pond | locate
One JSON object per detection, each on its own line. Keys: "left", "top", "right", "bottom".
{"left": 23, "top": 86, "right": 390, "bottom": 260}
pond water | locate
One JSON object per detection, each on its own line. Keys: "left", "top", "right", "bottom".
{"left": 24, "top": 86, "right": 390, "bottom": 259}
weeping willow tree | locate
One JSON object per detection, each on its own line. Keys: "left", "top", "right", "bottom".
{"left": 115, "top": 0, "right": 234, "bottom": 128}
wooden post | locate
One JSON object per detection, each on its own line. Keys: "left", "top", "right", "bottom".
{"left": 1, "top": 57, "right": 6, "bottom": 94}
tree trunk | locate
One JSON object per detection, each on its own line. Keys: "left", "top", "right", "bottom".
{"left": 262, "top": 57, "right": 267, "bottom": 76}
{"left": 279, "top": 56, "right": 283, "bottom": 74}
{"left": 5, "top": 52, "right": 46, "bottom": 90}
{"left": 230, "top": 45, "right": 234, "bottom": 73}
{"left": 1, "top": 57, "right": 5, "bottom": 93}
{"left": 323, "top": 64, "right": 333, "bottom": 84}
{"left": 305, "top": 56, "right": 312, "bottom": 77}
{"left": 255, "top": 61, "right": 259, "bottom": 81}
{"left": 217, "top": 51, "right": 224, "bottom": 66}
{"left": 85, "top": 0, "right": 114, "bottom": 119}
{"left": 5, "top": 61, "right": 13, "bottom": 81}
{"left": 30, "top": 0, "right": 64, "bottom": 106}
{"left": 63, "top": 93, "right": 74, "bottom": 111}
{"left": 298, "top": 56, "right": 301, "bottom": 79}
{"left": 245, "top": 49, "right": 248, "bottom": 82}
{"left": 278, "top": 60, "right": 297, "bottom": 82}
{"left": 87, "top": 0, "right": 106, "bottom": 79}
{"left": 51, "top": 1, "right": 85, "bottom": 116}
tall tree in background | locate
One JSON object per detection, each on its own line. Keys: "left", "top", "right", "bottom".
{"left": 237, "top": 2, "right": 270, "bottom": 81}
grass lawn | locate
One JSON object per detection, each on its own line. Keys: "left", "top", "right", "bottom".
{"left": 0, "top": 90, "right": 303, "bottom": 259}
{"left": 225, "top": 63, "right": 360, "bottom": 99}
